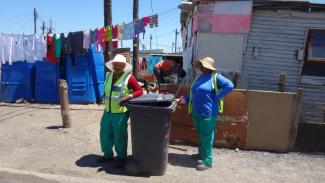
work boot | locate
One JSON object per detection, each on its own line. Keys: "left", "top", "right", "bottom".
{"left": 196, "top": 163, "right": 212, "bottom": 171}
{"left": 191, "top": 153, "right": 202, "bottom": 160}
{"left": 97, "top": 156, "right": 115, "bottom": 163}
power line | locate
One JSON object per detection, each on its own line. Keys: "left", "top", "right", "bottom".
{"left": 157, "top": 7, "right": 178, "bottom": 16}
{"left": 156, "top": 30, "right": 175, "bottom": 37}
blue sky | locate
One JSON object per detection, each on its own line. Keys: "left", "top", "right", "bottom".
{"left": 0, "top": 0, "right": 324, "bottom": 53}
{"left": 0, "top": 0, "right": 181, "bottom": 53}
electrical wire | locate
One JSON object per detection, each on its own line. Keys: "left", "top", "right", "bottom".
{"left": 156, "top": 30, "right": 175, "bottom": 37}
{"left": 157, "top": 7, "right": 178, "bottom": 16}
{"left": 149, "top": 0, "right": 159, "bottom": 50}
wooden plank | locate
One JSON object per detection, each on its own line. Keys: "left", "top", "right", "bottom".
{"left": 289, "top": 88, "right": 303, "bottom": 151}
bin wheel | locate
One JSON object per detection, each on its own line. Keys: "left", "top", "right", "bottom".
{"left": 125, "top": 159, "right": 141, "bottom": 176}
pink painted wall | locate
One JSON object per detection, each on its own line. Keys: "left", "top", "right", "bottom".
{"left": 192, "top": 1, "right": 252, "bottom": 34}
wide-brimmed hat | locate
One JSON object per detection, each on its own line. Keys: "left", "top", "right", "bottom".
{"left": 196, "top": 57, "right": 216, "bottom": 71}
{"left": 105, "top": 54, "right": 132, "bottom": 72}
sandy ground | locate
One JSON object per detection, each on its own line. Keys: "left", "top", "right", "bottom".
{"left": 0, "top": 103, "right": 325, "bottom": 183}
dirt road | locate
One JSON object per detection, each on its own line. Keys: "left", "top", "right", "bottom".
{"left": 0, "top": 103, "right": 324, "bottom": 183}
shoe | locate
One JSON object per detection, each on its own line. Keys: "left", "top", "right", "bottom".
{"left": 191, "top": 153, "right": 202, "bottom": 160}
{"left": 196, "top": 163, "right": 212, "bottom": 171}
{"left": 97, "top": 156, "right": 114, "bottom": 163}
{"left": 114, "top": 157, "right": 127, "bottom": 168}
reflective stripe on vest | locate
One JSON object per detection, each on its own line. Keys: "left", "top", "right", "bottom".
{"left": 188, "top": 72, "right": 224, "bottom": 114}
{"left": 104, "top": 72, "right": 132, "bottom": 113}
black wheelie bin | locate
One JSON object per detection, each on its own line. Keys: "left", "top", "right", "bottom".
{"left": 126, "top": 93, "right": 176, "bottom": 176}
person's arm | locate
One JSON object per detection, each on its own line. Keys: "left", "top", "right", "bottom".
{"left": 127, "top": 75, "right": 143, "bottom": 98}
{"left": 215, "top": 74, "right": 234, "bottom": 100}
{"left": 119, "top": 75, "right": 143, "bottom": 106}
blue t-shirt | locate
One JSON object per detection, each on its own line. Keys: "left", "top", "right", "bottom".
{"left": 185, "top": 73, "right": 234, "bottom": 116}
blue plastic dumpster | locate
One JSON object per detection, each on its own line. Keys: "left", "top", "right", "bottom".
{"left": 35, "top": 61, "right": 60, "bottom": 103}
{"left": 0, "top": 61, "right": 35, "bottom": 102}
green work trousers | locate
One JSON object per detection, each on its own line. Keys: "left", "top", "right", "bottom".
{"left": 100, "top": 111, "right": 129, "bottom": 159}
{"left": 192, "top": 113, "right": 217, "bottom": 166}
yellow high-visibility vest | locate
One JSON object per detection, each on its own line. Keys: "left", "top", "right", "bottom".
{"left": 104, "top": 72, "right": 132, "bottom": 113}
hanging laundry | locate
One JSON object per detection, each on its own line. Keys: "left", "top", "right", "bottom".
{"left": 112, "top": 25, "right": 118, "bottom": 40}
{"left": 117, "top": 24, "right": 124, "bottom": 40}
{"left": 46, "top": 34, "right": 57, "bottom": 62}
{"left": 69, "top": 31, "right": 86, "bottom": 55}
{"left": 134, "top": 19, "right": 145, "bottom": 38}
{"left": 149, "top": 14, "right": 158, "bottom": 28}
{"left": 62, "top": 33, "right": 72, "bottom": 56}
{"left": 83, "top": 30, "right": 90, "bottom": 50}
{"left": 23, "top": 35, "right": 35, "bottom": 62}
{"left": 123, "top": 22, "right": 135, "bottom": 40}
{"left": 59, "top": 33, "right": 65, "bottom": 56}
{"left": 33, "top": 34, "right": 46, "bottom": 61}
{"left": 97, "top": 27, "right": 106, "bottom": 50}
{"left": 89, "top": 29, "right": 98, "bottom": 46}
{"left": 113, "top": 41, "right": 118, "bottom": 48}
{"left": 12, "top": 34, "right": 24, "bottom": 62}
{"left": 142, "top": 16, "right": 150, "bottom": 27}
{"left": 105, "top": 26, "right": 112, "bottom": 41}
{"left": 0, "top": 34, "right": 13, "bottom": 64}
{"left": 54, "top": 34, "right": 62, "bottom": 59}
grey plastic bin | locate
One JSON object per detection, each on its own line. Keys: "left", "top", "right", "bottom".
{"left": 126, "top": 93, "right": 176, "bottom": 176}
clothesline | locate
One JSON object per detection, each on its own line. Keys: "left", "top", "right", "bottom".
{"left": 0, "top": 14, "right": 160, "bottom": 65}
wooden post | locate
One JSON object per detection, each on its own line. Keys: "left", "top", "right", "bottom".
{"left": 278, "top": 73, "right": 286, "bottom": 92}
{"left": 289, "top": 88, "right": 303, "bottom": 151}
{"left": 133, "top": 0, "right": 139, "bottom": 76}
{"left": 59, "top": 80, "right": 71, "bottom": 128}
{"left": 104, "top": 0, "right": 113, "bottom": 74}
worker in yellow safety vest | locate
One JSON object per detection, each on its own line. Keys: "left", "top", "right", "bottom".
{"left": 97, "top": 54, "right": 143, "bottom": 167}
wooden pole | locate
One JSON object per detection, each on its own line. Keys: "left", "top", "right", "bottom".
{"left": 289, "top": 88, "right": 303, "bottom": 151}
{"left": 133, "top": 0, "right": 139, "bottom": 76}
{"left": 104, "top": 0, "right": 113, "bottom": 74}
{"left": 59, "top": 80, "right": 71, "bottom": 128}
{"left": 278, "top": 73, "right": 286, "bottom": 92}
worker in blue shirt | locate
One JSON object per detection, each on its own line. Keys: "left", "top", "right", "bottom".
{"left": 176, "top": 57, "right": 234, "bottom": 171}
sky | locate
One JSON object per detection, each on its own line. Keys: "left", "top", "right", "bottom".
{"left": 0, "top": 0, "right": 324, "bottom": 53}
{"left": 0, "top": 0, "right": 182, "bottom": 53}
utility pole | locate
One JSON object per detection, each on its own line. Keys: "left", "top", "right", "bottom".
{"left": 150, "top": 34, "right": 152, "bottom": 50}
{"left": 172, "top": 43, "right": 175, "bottom": 53}
{"left": 33, "top": 8, "right": 38, "bottom": 35}
{"left": 41, "top": 21, "right": 46, "bottom": 35}
{"left": 104, "top": 0, "right": 112, "bottom": 73}
{"left": 133, "top": 0, "right": 139, "bottom": 76}
{"left": 174, "top": 29, "right": 179, "bottom": 53}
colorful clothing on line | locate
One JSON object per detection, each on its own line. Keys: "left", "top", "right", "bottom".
{"left": 149, "top": 14, "right": 158, "bottom": 28}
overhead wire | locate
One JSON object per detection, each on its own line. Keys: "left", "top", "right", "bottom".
{"left": 156, "top": 30, "right": 175, "bottom": 37}
{"left": 0, "top": 15, "right": 32, "bottom": 33}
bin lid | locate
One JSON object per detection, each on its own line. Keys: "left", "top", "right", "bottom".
{"left": 128, "top": 93, "right": 174, "bottom": 104}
